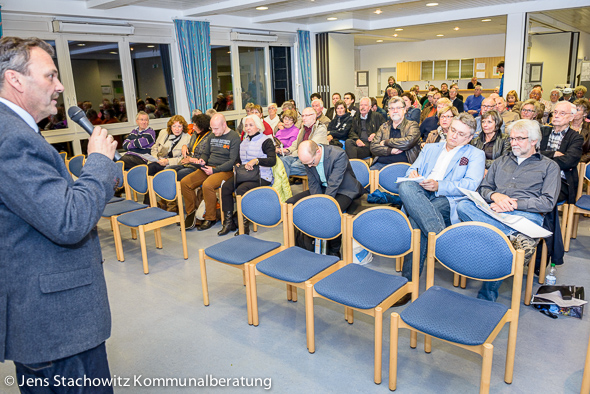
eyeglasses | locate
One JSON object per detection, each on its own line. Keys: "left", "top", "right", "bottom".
{"left": 521, "top": 108, "right": 535, "bottom": 113}
{"left": 447, "top": 128, "right": 470, "bottom": 139}
{"left": 554, "top": 111, "right": 572, "bottom": 117}
{"left": 439, "top": 115, "right": 454, "bottom": 120}
{"left": 509, "top": 137, "right": 529, "bottom": 142}
{"left": 304, "top": 152, "right": 319, "bottom": 167}
{"left": 481, "top": 105, "right": 495, "bottom": 109}
{"left": 389, "top": 106, "right": 405, "bottom": 112}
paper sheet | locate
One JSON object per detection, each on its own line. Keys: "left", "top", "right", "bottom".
{"left": 458, "top": 187, "right": 553, "bottom": 238}
{"left": 531, "top": 290, "right": 587, "bottom": 307}
{"left": 396, "top": 176, "right": 425, "bottom": 183}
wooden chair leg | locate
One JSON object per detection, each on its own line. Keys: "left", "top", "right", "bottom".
{"left": 253, "top": 223, "right": 258, "bottom": 232}
{"left": 560, "top": 204, "right": 569, "bottom": 244}
{"left": 581, "top": 330, "right": 590, "bottom": 394}
{"left": 389, "top": 313, "right": 399, "bottom": 391}
{"left": 292, "top": 286, "right": 298, "bottom": 302}
{"left": 573, "top": 212, "right": 581, "bottom": 238}
{"left": 249, "top": 264, "right": 259, "bottom": 326}
{"left": 242, "top": 269, "right": 247, "bottom": 286}
{"left": 111, "top": 217, "right": 124, "bottom": 262}
{"left": 505, "top": 319, "right": 518, "bottom": 384}
{"left": 480, "top": 343, "right": 494, "bottom": 394}
{"left": 565, "top": 208, "right": 576, "bottom": 252}
{"left": 538, "top": 239, "right": 547, "bottom": 284}
{"left": 460, "top": 275, "right": 467, "bottom": 289}
{"left": 199, "top": 249, "right": 210, "bottom": 306}
{"left": 245, "top": 265, "right": 253, "bottom": 326}
{"left": 286, "top": 284, "right": 293, "bottom": 301}
{"left": 154, "top": 228, "right": 163, "bottom": 249}
{"left": 524, "top": 248, "right": 537, "bottom": 306}
{"left": 453, "top": 273, "right": 460, "bottom": 287}
{"left": 424, "top": 334, "right": 431, "bottom": 352}
{"left": 138, "top": 226, "right": 149, "bottom": 274}
{"left": 374, "top": 306, "right": 383, "bottom": 384}
{"left": 395, "top": 257, "right": 402, "bottom": 272}
{"left": 180, "top": 224, "right": 188, "bottom": 259}
{"left": 305, "top": 282, "right": 315, "bottom": 353}
{"left": 131, "top": 228, "right": 137, "bottom": 240}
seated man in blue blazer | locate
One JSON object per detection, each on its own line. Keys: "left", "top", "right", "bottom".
{"left": 288, "top": 140, "right": 364, "bottom": 257}
{"left": 399, "top": 112, "right": 486, "bottom": 280}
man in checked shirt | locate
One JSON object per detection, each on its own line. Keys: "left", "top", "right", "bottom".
{"left": 539, "top": 101, "right": 583, "bottom": 204}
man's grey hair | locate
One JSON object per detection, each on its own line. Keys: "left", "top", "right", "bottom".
{"left": 507, "top": 119, "right": 542, "bottom": 149}
{"left": 360, "top": 96, "right": 371, "bottom": 105}
{"left": 0, "top": 37, "right": 54, "bottom": 91}
{"left": 311, "top": 98, "right": 324, "bottom": 108}
{"left": 387, "top": 97, "right": 405, "bottom": 108}
{"left": 454, "top": 112, "right": 477, "bottom": 135}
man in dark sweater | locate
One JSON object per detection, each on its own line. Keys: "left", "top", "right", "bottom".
{"left": 345, "top": 97, "right": 385, "bottom": 160}
{"left": 181, "top": 113, "right": 240, "bottom": 230}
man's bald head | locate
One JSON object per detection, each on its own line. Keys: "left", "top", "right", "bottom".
{"left": 211, "top": 113, "right": 228, "bottom": 136}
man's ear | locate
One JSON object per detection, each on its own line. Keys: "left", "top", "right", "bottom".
{"left": 3, "top": 70, "right": 25, "bottom": 93}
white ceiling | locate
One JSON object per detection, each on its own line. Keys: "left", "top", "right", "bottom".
{"left": 37, "top": 0, "right": 590, "bottom": 45}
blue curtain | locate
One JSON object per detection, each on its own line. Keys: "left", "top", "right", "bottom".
{"left": 297, "top": 30, "right": 312, "bottom": 108}
{"left": 174, "top": 20, "right": 212, "bottom": 113}
{"left": 0, "top": 6, "right": 3, "bottom": 38}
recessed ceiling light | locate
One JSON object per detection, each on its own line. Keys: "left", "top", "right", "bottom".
{"left": 393, "top": 34, "right": 398, "bottom": 37}
{"left": 110, "top": 51, "right": 118, "bottom": 54}
{"left": 376, "top": 39, "right": 383, "bottom": 42}
{"left": 426, "top": 2, "right": 438, "bottom": 6}
{"left": 327, "top": 17, "right": 338, "bottom": 21}
{"left": 147, "top": 45, "right": 155, "bottom": 48}
{"left": 454, "top": 27, "right": 460, "bottom": 30}
{"left": 77, "top": 43, "right": 86, "bottom": 46}
{"left": 130, "top": 47, "right": 134, "bottom": 51}
{"left": 256, "top": 6, "right": 268, "bottom": 10}
{"left": 482, "top": 19, "right": 492, "bottom": 22}
{"left": 436, "top": 34, "right": 444, "bottom": 37}
{"left": 374, "top": 9, "right": 382, "bottom": 14}
{"left": 395, "top": 28, "right": 403, "bottom": 31}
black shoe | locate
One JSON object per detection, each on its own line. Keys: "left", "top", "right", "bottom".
{"left": 218, "top": 211, "right": 237, "bottom": 236}
{"left": 393, "top": 293, "right": 412, "bottom": 307}
{"left": 234, "top": 218, "right": 250, "bottom": 236}
{"left": 198, "top": 220, "right": 217, "bottom": 231}
{"left": 184, "top": 210, "right": 197, "bottom": 230}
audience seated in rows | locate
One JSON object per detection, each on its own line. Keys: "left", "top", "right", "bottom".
{"left": 167, "top": 113, "right": 211, "bottom": 181}
{"left": 465, "top": 85, "right": 484, "bottom": 116}
{"left": 326, "top": 100, "right": 352, "bottom": 148}
{"left": 471, "top": 110, "right": 511, "bottom": 171}
{"left": 274, "top": 109, "right": 300, "bottom": 154}
{"left": 423, "top": 105, "right": 458, "bottom": 146}
{"left": 119, "top": 112, "right": 157, "bottom": 170}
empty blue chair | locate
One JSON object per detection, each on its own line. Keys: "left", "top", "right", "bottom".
{"left": 199, "top": 187, "right": 288, "bottom": 325}
{"left": 350, "top": 159, "right": 372, "bottom": 190}
{"left": 389, "top": 222, "right": 525, "bottom": 393}
{"left": 307, "top": 206, "right": 420, "bottom": 384}
{"left": 115, "top": 169, "right": 188, "bottom": 274}
{"left": 102, "top": 165, "right": 149, "bottom": 261}
{"left": 249, "top": 194, "right": 344, "bottom": 337}
{"left": 376, "top": 162, "right": 410, "bottom": 196}
{"left": 67, "top": 154, "right": 85, "bottom": 178}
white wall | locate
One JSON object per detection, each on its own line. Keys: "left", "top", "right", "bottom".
{"left": 358, "top": 34, "right": 506, "bottom": 97}
{"left": 328, "top": 33, "right": 355, "bottom": 103}
{"left": 528, "top": 32, "right": 572, "bottom": 96}
{"left": 134, "top": 56, "right": 168, "bottom": 103}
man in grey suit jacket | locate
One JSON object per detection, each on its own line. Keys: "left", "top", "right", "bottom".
{"left": 0, "top": 37, "right": 119, "bottom": 391}
{"left": 287, "top": 140, "right": 364, "bottom": 256}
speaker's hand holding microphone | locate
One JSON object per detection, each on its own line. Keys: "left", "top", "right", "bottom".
{"left": 68, "top": 107, "right": 121, "bottom": 161}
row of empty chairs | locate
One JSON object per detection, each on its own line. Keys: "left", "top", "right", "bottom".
{"left": 198, "top": 186, "right": 524, "bottom": 392}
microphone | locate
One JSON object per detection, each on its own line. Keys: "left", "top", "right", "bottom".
{"left": 67, "top": 106, "right": 121, "bottom": 161}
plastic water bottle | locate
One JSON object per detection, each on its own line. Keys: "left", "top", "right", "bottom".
{"left": 545, "top": 263, "right": 557, "bottom": 285}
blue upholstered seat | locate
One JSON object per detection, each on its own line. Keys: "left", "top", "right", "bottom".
{"left": 350, "top": 159, "right": 370, "bottom": 188}
{"left": 575, "top": 195, "right": 590, "bottom": 210}
{"left": 256, "top": 247, "right": 339, "bottom": 283}
{"left": 400, "top": 286, "right": 508, "bottom": 346}
{"left": 108, "top": 196, "right": 125, "bottom": 204}
{"left": 378, "top": 163, "right": 410, "bottom": 195}
{"left": 205, "top": 235, "right": 281, "bottom": 266}
{"left": 68, "top": 155, "right": 84, "bottom": 178}
{"left": 117, "top": 207, "right": 177, "bottom": 227}
{"left": 102, "top": 200, "right": 147, "bottom": 217}
{"left": 315, "top": 264, "right": 408, "bottom": 309}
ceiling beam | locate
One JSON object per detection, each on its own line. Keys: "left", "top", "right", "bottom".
{"left": 86, "top": 0, "right": 144, "bottom": 10}
{"left": 184, "top": 0, "right": 276, "bottom": 17}
{"left": 251, "top": 0, "right": 418, "bottom": 24}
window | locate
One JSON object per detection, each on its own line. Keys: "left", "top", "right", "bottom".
{"left": 447, "top": 60, "right": 460, "bottom": 79}
{"left": 238, "top": 47, "right": 267, "bottom": 108}
{"left": 421, "top": 61, "right": 433, "bottom": 80}
{"left": 270, "top": 46, "right": 292, "bottom": 106}
{"left": 211, "top": 46, "right": 233, "bottom": 112}
{"left": 38, "top": 40, "right": 66, "bottom": 132}
{"left": 68, "top": 40, "right": 128, "bottom": 124}
{"left": 434, "top": 60, "right": 447, "bottom": 80}
{"left": 129, "top": 43, "right": 175, "bottom": 117}
{"left": 460, "top": 59, "right": 475, "bottom": 79}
